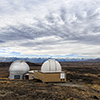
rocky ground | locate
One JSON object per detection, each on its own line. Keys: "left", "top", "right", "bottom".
{"left": 0, "top": 61, "right": 100, "bottom": 100}
{"left": 0, "top": 79, "right": 100, "bottom": 100}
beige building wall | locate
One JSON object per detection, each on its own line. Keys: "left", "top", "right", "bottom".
{"left": 33, "top": 72, "right": 44, "bottom": 81}
{"left": 29, "top": 73, "right": 34, "bottom": 80}
{"left": 33, "top": 71, "right": 66, "bottom": 82}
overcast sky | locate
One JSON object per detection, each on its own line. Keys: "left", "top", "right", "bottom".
{"left": 0, "top": 0, "right": 100, "bottom": 58}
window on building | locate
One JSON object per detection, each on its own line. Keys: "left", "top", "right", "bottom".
{"left": 14, "top": 75, "right": 20, "bottom": 79}
{"left": 60, "top": 72, "right": 65, "bottom": 79}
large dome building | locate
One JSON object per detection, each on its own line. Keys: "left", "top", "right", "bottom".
{"left": 41, "top": 59, "right": 62, "bottom": 73}
{"left": 33, "top": 59, "right": 66, "bottom": 82}
{"left": 9, "top": 60, "right": 30, "bottom": 79}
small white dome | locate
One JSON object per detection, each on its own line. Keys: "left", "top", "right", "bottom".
{"left": 41, "top": 59, "right": 62, "bottom": 73}
{"left": 9, "top": 60, "right": 30, "bottom": 73}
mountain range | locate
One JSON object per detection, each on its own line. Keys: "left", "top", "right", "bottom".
{"left": 0, "top": 57, "right": 98, "bottom": 63}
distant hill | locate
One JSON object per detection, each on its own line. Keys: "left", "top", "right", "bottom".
{"left": 85, "top": 58, "right": 100, "bottom": 63}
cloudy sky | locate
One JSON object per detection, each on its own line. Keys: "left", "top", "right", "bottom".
{"left": 0, "top": 0, "right": 100, "bottom": 58}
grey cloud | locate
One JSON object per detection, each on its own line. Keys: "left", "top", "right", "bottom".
{"left": 46, "top": 13, "right": 55, "bottom": 24}
{"left": 20, "top": 35, "right": 62, "bottom": 47}
{"left": 76, "top": 35, "right": 100, "bottom": 45}
{"left": 0, "top": 0, "right": 100, "bottom": 53}
{"left": 0, "top": 40, "right": 5, "bottom": 43}
{"left": 0, "top": 25, "right": 41, "bottom": 42}
{"left": 60, "top": 7, "right": 67, "bottom": 22}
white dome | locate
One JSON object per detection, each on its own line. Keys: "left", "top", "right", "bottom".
{"left": 9, "top": 60, "right": 30, "bottom": 73}
{"left": 41, "top": 59, "right": 62, "bottom": 73}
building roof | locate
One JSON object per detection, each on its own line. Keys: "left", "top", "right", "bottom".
{"left": 41, "top": 59, "right": 62, "bottom": 73}
{"left": 9, "top": 60, "right": 30, "bottom": 72}
{"left": 29, "top": 70, "right": 34, "bottom": 73}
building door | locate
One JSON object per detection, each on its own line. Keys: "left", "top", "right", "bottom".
{"left": 14, "top": 75, "right": 20, "bottom": 79}
{"left": 24, "top": 75, "right": 29, "bottom": 79}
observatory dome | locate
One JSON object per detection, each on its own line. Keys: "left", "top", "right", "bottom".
{"left": 41, "top": 59, "right": 62, "bottom": 73}
{"left": 9, "top": 60, "right": 30, "bottom": 72}
{"left": 9, "top": 60, "right": 30, "bottom": 79}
